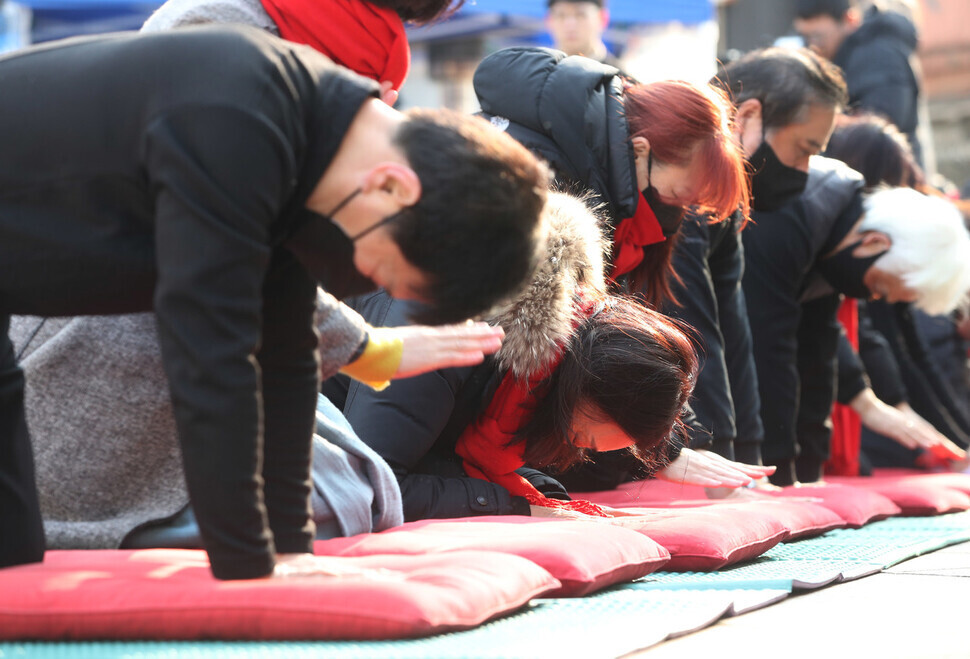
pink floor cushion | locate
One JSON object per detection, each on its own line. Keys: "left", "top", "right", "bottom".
{"left": 0, "top": 548, "right": 560, "bottom": 641}
{"left": 869, "top": 469, "right": 970, "bottom": 495}
{"left": 675, "top": 500, "right": 846, "bottom": 541}
{"left": 827, "top": 473, "right": 970, "bottom": 516}
{"left": 747, "top": 499, "right": 847, "bottom": 540}
{"left": 764, "top": 483, "right": 901, "bottom": 528}
{"left": 579, "top": 483, "right": 846, "bottom": 542}
{"left": 597, "top": 506, "right": 789, "bottom": 571}
{"left": 315, "top": 517, "right": 670, "bottom": 597}
{"left": 574, "top": 479, "right": 710, "bottom": 507}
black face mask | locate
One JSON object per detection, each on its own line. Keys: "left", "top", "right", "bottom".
{"left": 642, "top": 153, "right": 687, "bottom": 238}
{"left": 283, "top": 188, "right": 382, "bottom": 299}
{"left": 747, "top": 139, "right": 809, "bottom": 212}
{"left": 815, "top": 240, "right": 888, "bottom": 300}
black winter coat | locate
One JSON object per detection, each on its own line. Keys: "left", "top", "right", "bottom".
{"left": 742, "top": 157, "right": 866, "bottom": 484}
{"left": 663, "top": 212, "right": 765, "bottom": 465}
{"left": 473, "top": 47, "right": 639, "bottom": 224}
{"left": 834, "top": 6, "right": 923, "bottom": 162}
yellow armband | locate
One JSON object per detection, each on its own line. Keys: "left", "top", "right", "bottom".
{"left": 338, "top": 328, "right": 404, "bottom": 391}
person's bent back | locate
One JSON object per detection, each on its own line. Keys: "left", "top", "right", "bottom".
{"left": 0, "top": 25, "right": 548, "bottom": 579}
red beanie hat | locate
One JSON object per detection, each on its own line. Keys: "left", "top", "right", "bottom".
{"left": 261, "top": 0, "right": 410, "bottom": 91}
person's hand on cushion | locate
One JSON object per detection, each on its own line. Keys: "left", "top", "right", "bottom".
{"left": 271, "top": 553, "right": 397, "bottom": 580}
{"left": 656, "top": 448, "right": 775, "bottom": 489}
{"left": 894, "top": 402, "right": 967, "bottom": 462}
{"left": 851, "top": 390, "right": 964, "bottom": 460}
{"left": 528, "top": 505, "right": 600, "bottom": 520}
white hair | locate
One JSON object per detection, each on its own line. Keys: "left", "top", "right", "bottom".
{"left": 859, "top": 187, "right": 970, "bottom": 315}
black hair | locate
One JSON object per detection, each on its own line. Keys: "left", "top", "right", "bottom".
{"left": 795, "top": 0, "right": 855, "bottom": 20}
{"left": 518, "top": 297, "right": 698, "bottom": 472}
{"left": 368, "top": 0, "right": 465, "bottom": 24}
{"left": 712, "top": 47, "right": 848, "bottom": 130}
{"left": 392, "top": 108, "right": 550, "bottom": 325}
{"left": 824, "top": 112, "right": 924, "bottom": 190}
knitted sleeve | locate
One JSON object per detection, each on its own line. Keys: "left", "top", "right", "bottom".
{"left": 141, "top": 0, "right": 278, "bottom": 34}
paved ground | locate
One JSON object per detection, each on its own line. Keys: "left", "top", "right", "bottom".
{"left": 631, "top": 541, "right": 970, "bottom": 658}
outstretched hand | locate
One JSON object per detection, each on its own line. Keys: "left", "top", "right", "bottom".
{"left": 852, "top": 393, "right": 967, "bottom": 461}
{"left": 655, "top": 448, "right": 776, "bottom": 489}
{"left": 894, "top": 403, "right": 967, "bottom": 462}
{"left": 392, "top": 321, "right": 504, "bottom": 379}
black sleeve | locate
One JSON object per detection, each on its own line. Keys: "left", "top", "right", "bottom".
{"left": 664, "top": 215, "right": 736, "bottom": 456}
{"left": 710, "top": 217, "right": 765, "bottom": 465}
{"left": 328, "top": 291, "right": 530, "bottom": 521}
{"left": 867, "top": 301, "right": 970, "bottom": 448}
{"left": 794, "top": 294, "right": 843, "bottom": 472}
{"left": 856, "top": 301, "right": 908, "bottom": 406}
{"left": 836, "top": 324, "right": 870, "bottom": 405}
{"left": 145, "top": 106, "right": 308, "bottom": 579}
{"left": 893, "top": 303, "right": 970, "bottom": 447}
{"left": 515, "top": 467, "right": 570, "bottom": 500}
{"left": 741, "top": 202, "right": 816, "bottom": 479}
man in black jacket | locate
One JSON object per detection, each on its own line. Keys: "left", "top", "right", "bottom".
{"left": 661, "top": 47, "right": 847, "bottom": 484}
{"left": 746, "top": 173, "right": 970, "bottom": 484}
{"left": 0, "top": 25, "right": 548, "bottom": 579}
{"left": 794, "top": 0, "right": 924, "bottom": 162}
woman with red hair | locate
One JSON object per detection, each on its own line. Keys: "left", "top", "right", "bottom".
{"left": 473, "top": 48, "right": 749, "bottom": 307}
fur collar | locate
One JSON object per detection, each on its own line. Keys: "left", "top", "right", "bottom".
{"left": 489, "top": 191, "right": 608, "bottom": 379}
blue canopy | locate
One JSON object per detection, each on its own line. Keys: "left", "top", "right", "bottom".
{"left": 16, "top": 0, "right": 713, "bottom": 44}
{"left": 458, "top": 0, "right": 713, "bottom": 25}
{"left": 18, "top": 0, "right": 713, "bottom": 23}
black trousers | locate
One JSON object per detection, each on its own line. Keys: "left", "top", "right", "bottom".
{"left": 0, "top": 314, "right": 46, "bottom": 568}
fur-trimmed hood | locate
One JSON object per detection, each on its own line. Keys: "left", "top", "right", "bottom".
{"left": 489, "top": 191, "right": 608, "bottom": 379}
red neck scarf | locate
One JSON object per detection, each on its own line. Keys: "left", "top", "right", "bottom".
{"left": 261, "top": 0, "right": 410, "bottom": 91}
{"left": 610, "top": 188, "right": 666, "bottom": 281}
{"left": 455, "top": 296, "right": 611, "bottom": 516}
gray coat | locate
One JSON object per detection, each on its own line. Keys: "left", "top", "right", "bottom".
{"left": 12, "top": 308, "right": 402, "bottom": 549}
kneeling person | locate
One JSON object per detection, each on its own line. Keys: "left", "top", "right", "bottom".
{"left": 0, "top": 25, "right": 548, "bottom": 579}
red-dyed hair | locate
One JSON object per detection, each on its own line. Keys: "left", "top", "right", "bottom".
{"left": 621, "top": 80, "right": 750, "bottom": 306}
{"left": 624, "top": 80, "right": 749, "bottom": 220}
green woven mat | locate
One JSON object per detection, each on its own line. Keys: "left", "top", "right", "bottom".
{"left": 641, "top": 510, "right": 970, "bottom": 590}
{"left": 0, "top": 589, "right": 740, "bottom": 659}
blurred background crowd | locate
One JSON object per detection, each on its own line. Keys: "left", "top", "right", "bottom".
{"left": 1, "top": 0, "right": 968, "bottom": 194}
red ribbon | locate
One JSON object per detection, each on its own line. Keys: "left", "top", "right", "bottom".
{"left": 610, "top": 189, "right": 667, "bottom": 280}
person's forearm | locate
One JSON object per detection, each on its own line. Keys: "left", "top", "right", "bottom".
{"left": 848, "top": 387, "right": 881, "bottom": 418}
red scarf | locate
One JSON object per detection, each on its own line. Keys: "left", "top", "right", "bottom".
{"left": 261, "top": 0, "right": 410, "bottom": 91}
{"left": 455, "top": 296, "right": 611, "bottom": 516}
{"left": 826, "top": 298, "right": 862, "bottom": 476}
{"left": 610, "top": 189, "right": 666, "bottom": 281}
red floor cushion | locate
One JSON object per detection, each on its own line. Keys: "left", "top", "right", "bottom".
{"left": 581, "top": 485, "right": 846, "bottom": 541}
{"left": 827, "top": 474, "right": 970, "bottom": 516}
{"left": 646, "top": 500, "right": 846, "bottom": 542}
{"left": 315, "top": 517, "right": 670, "bottom": 597}
{"left": 765, "top": 483, "right": 901, "bottom": 528}
{"left": 741, "top": 499, "right": 847, "bottom": 540}
{"left": 869, "top": 469, "right": 970, "bottom": 496}
{"left": 574, "top": 479, "right": 709, "bottom": 507}
{"left": 0, "top": 548, "right": 560, "bottom": 641}
{"left": 601, "top": 506, "right": 789, "bottom": 571}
